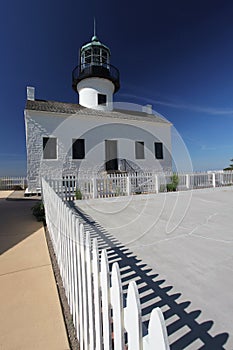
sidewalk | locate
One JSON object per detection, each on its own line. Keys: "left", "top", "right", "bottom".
{"left": 0, "top": 191, "right": 70, "bottom": 350}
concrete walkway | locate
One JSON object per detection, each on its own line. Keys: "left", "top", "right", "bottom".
{"left": 77, "top": 186, "right": 233, "bottom": 349}
{"left": 0, "top": 192, "right": 70, "bottom": 350}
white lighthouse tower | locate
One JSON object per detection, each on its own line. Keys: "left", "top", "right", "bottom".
{"left": 72, "top": 27, "right": 120, "bottom": 111}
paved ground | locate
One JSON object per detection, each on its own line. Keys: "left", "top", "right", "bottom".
{"left": 0, "top": 192, "right": 70, "bottom": 350}
{"left": 0, "top": 191, "right": 13, "bottom": 199}
{"left": 77, "top": 186, "right": 233, "bottom": 350}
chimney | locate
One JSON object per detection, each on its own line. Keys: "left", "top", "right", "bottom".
{"left": 142, "top": 104, "right": 153, "bottom": 114}
{"left": 27, "top": 86, "right": 35, "bottom": 101}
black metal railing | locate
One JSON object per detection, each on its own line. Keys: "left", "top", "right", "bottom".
{"left": 118, "top": 159, "right": 141, "bottom": 173}
{"left": 72, "top": 63, "right": 120, "bottom": 92}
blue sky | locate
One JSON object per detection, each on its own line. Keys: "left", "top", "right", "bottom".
{"left": 0, "top": 0, "right": 233, "bottom": 175}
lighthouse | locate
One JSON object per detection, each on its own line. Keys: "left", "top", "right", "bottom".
{"left": 25, "top": 26, "right": 172, "bottom": 193}
{"left": 72, "top": 30, "right": 120, "bottom": 111}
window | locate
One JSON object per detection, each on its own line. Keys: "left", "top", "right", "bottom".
{"left": 72, "top": 139, "right": 85, "bottom": 159}
{"left": 84, "top": 49, "right": 92, "bottom": 64}
{"left": 155, "top": 142, "right": 163, "bottom": 159}
{"left": 43, "top": 137, "right": 57, "bottom": 159}
{"left": 93, "top": 47, "right": 101, "bottom": 64}
{"left": 105, "top": 140, "right": 118, "bottom": 171}
{"left": 135, "top": 141, "right": 145, "bottom": 159}
{"left": 102, "top": 50, "right": 108, "bottom": 64}
{"left": 98, "top": 94, "right": 107, "bottom": 105}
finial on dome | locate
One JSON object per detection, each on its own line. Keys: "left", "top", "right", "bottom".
{"left": 91, "top": 17, "right": 99, "bottom": 41}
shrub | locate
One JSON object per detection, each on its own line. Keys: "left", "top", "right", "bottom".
{"left": 171, "top": 174, "right": 179, "bottom": 187}
{"left": 75, "top": 188, "right": 82, "bottom": 200}
{"left": 166, "top": 183, "right": 177, "bottom": 192}
{"left": 115, "top": 187, "right": 121, "bottom": 196}
{"left": 13, "top": 185, "right": 23, "bottom": 191}
{"left": 32, "top": 201, "right": 45, "bottom": 222}
{"left": 166, "top": 173, "right": 179, "bottom": 192}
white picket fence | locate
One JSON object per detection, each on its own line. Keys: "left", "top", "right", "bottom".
{"left": 42, "top": 178, "right": 170, "bottom": 350}
{"left": 46, "top": 170, "right": 233, "bottom": 200}
{"left": 0, "top": 176, "right": 27, "bottom": 190}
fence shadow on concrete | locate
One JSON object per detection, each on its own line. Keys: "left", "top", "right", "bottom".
{"left": 71, "top": 202, "right": 229, "bottom": 350}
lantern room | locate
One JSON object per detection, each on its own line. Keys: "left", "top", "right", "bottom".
{"left": 72, "top": 33, "right": 120, "bottom": 110}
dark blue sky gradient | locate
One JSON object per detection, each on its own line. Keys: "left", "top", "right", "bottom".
{"left": 1, "top": 0, "right": 233, "bottom": 175}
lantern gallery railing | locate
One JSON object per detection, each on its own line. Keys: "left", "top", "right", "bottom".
{"left": 72, "top": 63, "right": 120, "bottom": 92}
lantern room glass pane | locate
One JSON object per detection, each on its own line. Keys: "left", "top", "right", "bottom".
{"left": 102, "top": 50, "right": 108, "bottom": 64}
{"left": 81, "top": 49, "right": 92, "bottom": 70}
{"left": 93, "top": 47, "right": 100, "bottom": 55}
{"left": 84, "top": 49, "right": 92, "bottom": 64}
{"left": 93, "top": 47, "right": 100, "bottom": 64}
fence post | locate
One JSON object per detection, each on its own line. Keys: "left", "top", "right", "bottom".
{"left": 126, "top": 175, "right": 131, "bottom": 196}
{"left": 186, "top": 174, "right": 190, "bottom": 189}
{"left": 143, "top": 308, "right": 170, "bottom": 350}
{"left": 212, "top": 173, "right": 216, "bottom": 188}
{"left": 92, "top": 177, "right": 97, "bottom": 199}
{"left": 124, "top": 281, "right": 143, "bottom": 350}
{"left": 100, "top": 249, "right": 111, "bottom": 350}
{"left": 75, "top": 218, "right": 83, "bottom": 346}
{"left": 92, "top": 238, "right": 102, "bottom": 350}
{"left": 219, "top": 172, "right": 223, "bottom": 186}
{"left": 85, "top": 232, "right": 94, "bottom": 349}
{"left": 80, "top": 224, "right": 89, "bottom": 349}
{"left": 111, "top": 263, "right": 124, "bottom": 350}
{"left": 154, "top": 174, "right": 159, "bottom": 193}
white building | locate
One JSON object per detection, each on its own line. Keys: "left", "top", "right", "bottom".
{"left": 24, "top": 33, "right": 172, "bottom": 193}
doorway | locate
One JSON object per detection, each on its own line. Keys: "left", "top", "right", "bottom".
{"left": 105, "top": 140, "right": 118, "bottom": 172}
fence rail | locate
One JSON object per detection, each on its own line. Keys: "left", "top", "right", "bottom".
{"left": 46, "top": 170, "right": 233, "bottom": 200}
{"left": 42, "top": 178, "right": 170, "bottom": 349}
{"left": 0, "top": 177, "right": 27, "bottom": 190}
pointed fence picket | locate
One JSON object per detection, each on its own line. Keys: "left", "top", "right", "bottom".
{"left": 42, "top": 178, "right": 170, "bottom": 350}
{"left": 101, "top": 249, "right": 111, "bottom": 350}
{"left": 92, "top": 238, "right": 102, "bottom": 350}
{"left": 111, "top": 262, "right": 124, "bottom": 350}
{"left": 143, "top": 308, "right": 170, "bottom": 350}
